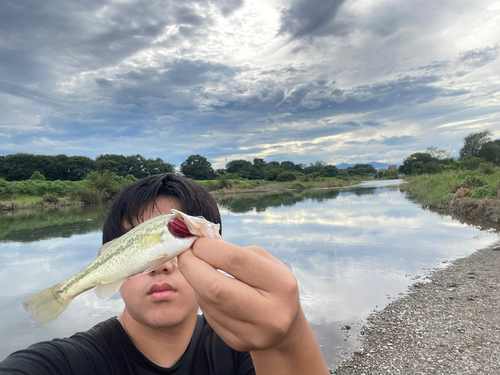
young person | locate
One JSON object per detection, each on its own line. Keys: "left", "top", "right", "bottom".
{"left": 0, "top": 173, "right": 329, "bottom": 375}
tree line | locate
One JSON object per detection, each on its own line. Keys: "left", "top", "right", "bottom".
{"left": 399, "top": 130, "right": 500, "bottom": 175}
{"left": 0, "top": 154, "right": 174, "bottom": 181}
{"left": 180, "top": 155, "right": 377, "bottom": 181}
{"left": 0, "top": 153, "right": 379, "bottom": 182}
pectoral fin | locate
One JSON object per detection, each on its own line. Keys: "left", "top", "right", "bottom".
{"left": 94, "top": 280, "right": 123, "bottom": 299}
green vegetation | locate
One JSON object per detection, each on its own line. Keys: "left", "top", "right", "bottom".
{"left": 0, "top": 153, "right": 174, "bottom": 181}
{"left": 0, "top": 171, "right": 137, "bottom": 208}
{"left": 401, "top": 130, "right": 500, "bottom": 226}
{"left": 1, "top": 149, "right": 397, "bottom": 209}
{"left": 402, "top": 167, "right": 500, "bottom": 207}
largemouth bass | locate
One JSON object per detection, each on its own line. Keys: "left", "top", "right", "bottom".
{"left": 23, "top": 209, "right": 221, "bottom": 328}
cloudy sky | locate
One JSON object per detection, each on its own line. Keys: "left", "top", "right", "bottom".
{"left": 1, "top": 0, "right": 499, "bottom": 168}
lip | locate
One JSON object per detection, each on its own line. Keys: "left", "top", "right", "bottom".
{"left": 148, "top": 282, "right": 176, "bottom": 301}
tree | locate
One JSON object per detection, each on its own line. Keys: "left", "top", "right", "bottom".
{"left": 263, "top": 167, "right": 282, "bottom": 181}
{"left": 459, "top": 130, "right": 493, "bottom": 159}
{"left": 144, "top": 157, "right": 175, "bottom": 175}
{"left": 180, "top": 155, "right": 216, "bottom": 180}
{"left": 303, "top": 161, "right": 326, "bottom": 174}
{"left": 276, "top": 171, "right": 297, "bottom": 182}
{"left": 280, "top": 161, "right": 298, "bottom": 172}
{"left": 30, "top": 171, "right": 46, "bottom": 181}
{"left": 253, "top": 158, "right": 266, "bottom": 169}
{"left": 399, "top": 153, "right": 435, "bottom": 175}
{"left": 226, "top": 160, "right": 253, "bottom": 174}
{"left": 425, "top": 146, "right": 452, "bottom": 160}
{"left": 319, "top": 165, "right": 338, "bottom": 177}
{"left": 477, "top": 141, "right": 500, "bottom": 166}
{"left": 423, "top": 161, "right": 442, "bottom": 174}
{"left": 226, "top": 160, "right": 258, "bottom": 179}
{"left": 346, "top": 164, "right": 376, "bottom": 176}
{"left": 66, "top": 156, "right": 95, "bottom": 180}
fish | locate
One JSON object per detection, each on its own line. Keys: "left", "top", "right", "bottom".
{"left": 23, "top": 209, "right": 221, "bottom": 328}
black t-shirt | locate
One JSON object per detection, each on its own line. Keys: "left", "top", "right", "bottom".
{"left": 0, "top": 316, "right": 255, "bottom": 375}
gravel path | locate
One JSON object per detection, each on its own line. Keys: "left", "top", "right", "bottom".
{"left": 332, "top": 242, "right": 500, "bottom": 375}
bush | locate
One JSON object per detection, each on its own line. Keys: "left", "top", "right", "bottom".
{"left": 71, "top": 186, "right": 104, "bottom": 204}
{"left": 299, "top": 174, "right": 313, "bottom": 182}
{"left": 289, "top": 182, "right": 305, "bottom": 190}
{"left": 42, "top": 193, "right": 59, "bottom": 204}
{"left": 461, "top": 157, "right": 484, "bottom": 171}
{"left": 478, "top": 162, "right": 496, "bottom": 175}
{"left": 30, "top": 171, "right": 46, "bottom": 181}
{"left": 0, "top": 178, "right": 8, "bottom": 196}
{"left": 461, "top": 177, "right": 484, "bottom": 189}
{"left": 470, "top": 186, "right": 494, "bottom": 199}
{"left": 217, "top": 175, "right": 234, "bottom": 190}
{"left": 277, "top": 171, "right": 297, "bottom": 182}
{"left": 84, "top": 170, "right": 122, "bottom": 201}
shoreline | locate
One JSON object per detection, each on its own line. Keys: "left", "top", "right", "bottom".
{"left": 332, "top": 241, "right": 500, "bottom": 374}
{"left": 0, "top": 179, "right": 358, "bottom": 210}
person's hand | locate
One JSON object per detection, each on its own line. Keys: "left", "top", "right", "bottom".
{"left": 178, "top": 238, "right": 330, "bottom": 375}
{"left": 177, "top": 238, "right": 300, "bottom": 351}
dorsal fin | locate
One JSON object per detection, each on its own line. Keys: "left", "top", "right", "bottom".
{"left": 97, "top": 238, "right": 118, "bottom": 257}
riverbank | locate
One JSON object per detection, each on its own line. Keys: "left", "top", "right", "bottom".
{"left": 332, "top": 240, "right": 500, "bottom": 374}
{"left": 0, "top": 177, "right": 361, "bottom": 210}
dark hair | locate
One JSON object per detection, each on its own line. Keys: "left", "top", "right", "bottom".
{"left": 102, "top": 173, "right": 221, "bottom": 244}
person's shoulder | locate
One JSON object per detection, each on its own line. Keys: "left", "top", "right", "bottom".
{"left": 0, "top": 317, "right": 127, "bottom": 375}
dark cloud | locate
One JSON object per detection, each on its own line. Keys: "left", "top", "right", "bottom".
{"left": 278, "top": 0, "right": 346, "bottom": 40}
{"left": 415, "top": 61, "right": 449, "bottom": 71}
{"left": 0, "top": 0, "right": 217, "bottom": 83}
{"left": 457, "top": 45, "right": 499, "bottom": 68}
{"left": 217, "top": 0, "right": 244, "bottom": 16}
{"left": 363, "top": 121, "right": 383, "bottom": 127}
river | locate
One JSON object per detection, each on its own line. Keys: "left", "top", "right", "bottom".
{"left": 0, "top": 179, "right": 497, "bottom": 369}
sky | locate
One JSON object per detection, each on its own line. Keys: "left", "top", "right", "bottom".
{"left": 1, "top": 0, "right": 499, "bottom": 169}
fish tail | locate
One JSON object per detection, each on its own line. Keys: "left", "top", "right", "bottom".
{"left": 23, "top": 283, "right": 73, "bottom": 328}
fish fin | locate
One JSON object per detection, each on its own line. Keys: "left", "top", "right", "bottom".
{"left": 138, "top": 232, "right": 163, "bottom": 249}
{"left": 97, "top": 238, "right": 118, "bottom": 256}
{"left": 23, "top": 283, "right": 72, "bottom": 328}
{"left": 94, "top": 280, "right": 123, "bottom": 299}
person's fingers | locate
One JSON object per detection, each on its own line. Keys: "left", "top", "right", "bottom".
{"left": 178, "top": 248, "right": 265, "bottom": 316}
{"left": 189, "top": 238, "right": 295, "bottom": 293}
{"left": 243, "top": 245, "right": 283, "bottom": 265}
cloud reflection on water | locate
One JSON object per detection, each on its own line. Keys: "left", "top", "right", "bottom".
{"left": 0, "top": 181, "right": 498, "bottom": 370}
{"left": 218, "top": 182, "right": 499, "bottom": 367}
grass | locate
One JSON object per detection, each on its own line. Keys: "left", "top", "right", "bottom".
{"left": 402, "top": 166, "right": 500, "bottom": 208}
{"left": 199, "top": 176, "right": 361, "bottom": 193}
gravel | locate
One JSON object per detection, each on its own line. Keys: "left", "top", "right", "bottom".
{"left": 331, "top": 242, "right": 500, "bottom": 375}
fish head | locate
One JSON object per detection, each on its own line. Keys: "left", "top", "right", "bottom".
{"left": 170, "top": 209, "right": 221, "bottom": 239}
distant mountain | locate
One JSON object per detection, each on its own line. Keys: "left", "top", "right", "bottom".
{"left": 335, "top": 161, "right": 399, "bottom": 170}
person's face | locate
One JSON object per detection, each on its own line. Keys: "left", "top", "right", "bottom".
{"left": 119, "top": 196, "right": 198, "bottom": 330}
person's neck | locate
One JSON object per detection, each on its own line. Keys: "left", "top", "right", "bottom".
{"left": 118, "top": 310, "right": 198, "bottom": 368}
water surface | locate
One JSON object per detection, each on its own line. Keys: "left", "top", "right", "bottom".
{"left": 0, "top": 180, "right": 497, "bottom": 369}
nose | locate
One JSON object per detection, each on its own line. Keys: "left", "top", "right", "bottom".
{"left": 152, "top": 259, "right": 175, "bottom": 274}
